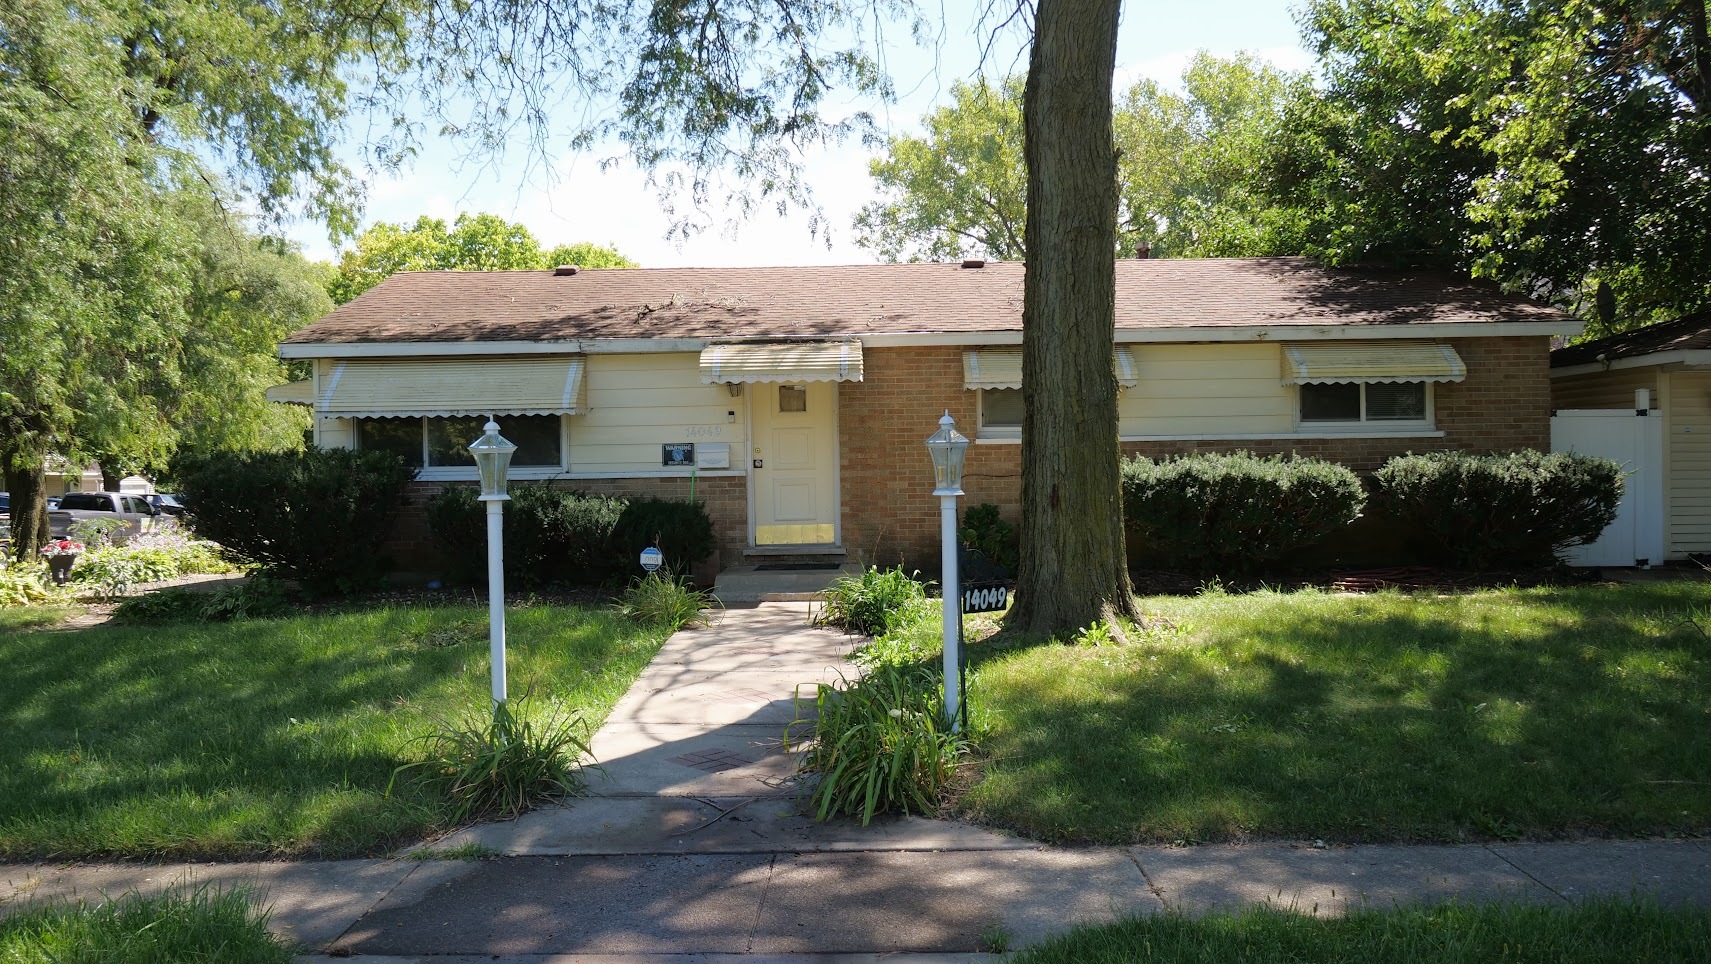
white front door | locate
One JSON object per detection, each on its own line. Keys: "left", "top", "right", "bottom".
{"left": 750, "top": 381, "right": 839, "bottom": 546}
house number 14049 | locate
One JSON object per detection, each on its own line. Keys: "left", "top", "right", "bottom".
{"left": 684, "top": 426, "right": 724, "bottom": 438}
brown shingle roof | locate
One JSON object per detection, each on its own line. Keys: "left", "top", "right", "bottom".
{"left": 283, "top": 257, "right": 1573, "bottom": 346}
{"left": 1551, "top": 313, "right": 1711, "bottom": 368}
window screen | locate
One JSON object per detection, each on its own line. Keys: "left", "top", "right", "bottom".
{"left": 983, "top": 389, "right": 1025, "bottom": 428}
{"left": 779, "top": 385, "right": 807, "bottom": 413}
{"left": 1299, "top": 383, "right": 1361, "bottom": 422}
{"left": 358, "top": 418, "right": 425, "bottom": 467}
{"left": 1365, "top": 382, "right": 1427, "bottom": 421}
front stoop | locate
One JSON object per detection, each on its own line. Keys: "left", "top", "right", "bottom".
{"left": 712, "top": 563, "right": 860, "bottom": 603}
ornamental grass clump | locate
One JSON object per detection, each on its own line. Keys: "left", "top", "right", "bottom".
{"left": 791, "top": 664, "right": 968, "bottom": 825}
{"left": 816, "top": 566, "right": 929, "bottom": 637}
{"left": 1371, "top": 450, "right": 1624, "bottom": 569}
{"left": 391, "top": 696, "right": 593, "bottom": 823}
{"left": 618, "top": 572, "right": 715, "bottom": 631}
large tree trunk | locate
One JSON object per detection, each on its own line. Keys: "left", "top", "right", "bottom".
{"left": 1007, "top": 0, "right": 1138, "bottom": 636}
{"left": 4, "top": 453, "right": 50, "bottom": 561}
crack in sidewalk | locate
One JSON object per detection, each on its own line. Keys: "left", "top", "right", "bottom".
{"left": 323, "top": 861, "right": 424, "bottom": 953}
{"left": 1127, "top": 849, "right": 1172, "bottom": 912}
{"left": 743, "top": 853, "right": 779, "bottom": 953}
{"left": 1483, "top": 845, "right": 1570, "bottom": 904}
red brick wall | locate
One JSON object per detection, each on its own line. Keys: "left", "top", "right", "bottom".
{"left": 383, "top": 475, "right": 748, "bottom": 583}
{"left": 840, "top": 336, "right": 1552, "bottom": 569}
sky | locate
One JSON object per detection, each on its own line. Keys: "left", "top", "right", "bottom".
{"left": 287, "top": 1, "right": 1311, "bottom": 268}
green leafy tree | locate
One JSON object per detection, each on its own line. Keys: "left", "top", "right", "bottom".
{"left": 854, "top": 78, "right": 1028, "bottom": 261}
{"left": 1, "top": 0, "right": 382, "bottom": 558}
{"left": 1286, "top": 0, "right": 1711, "bottom": 330}
{"left": 854, "top": 53, "right": 1308, "bottom": 263}
{"left": 328, "top": 214, "right": 636, "bottom": 304}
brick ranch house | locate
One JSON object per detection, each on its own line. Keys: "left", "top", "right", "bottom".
{"left": 273, "top": 257, "right": 1582, "bottom": 576}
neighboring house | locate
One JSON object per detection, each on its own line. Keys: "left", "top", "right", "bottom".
{"left": 43, "top": 457, "right": 153, "bottom": 498}
{"left": 274, "top": 257, "right": 1580, "bottom": 573}
{"left": 1551, "top": 313, "right": 1711, "bottom": 563}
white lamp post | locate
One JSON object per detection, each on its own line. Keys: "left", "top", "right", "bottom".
{"left": 924, "top": 410, "right": 970, "bottom": 731}
{"left": 469, "top": 420, "right": 517, "bottom": 707}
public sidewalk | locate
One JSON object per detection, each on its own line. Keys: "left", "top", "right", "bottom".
{"left": 3, "top": 604, "right": 1707, "bottom": 961}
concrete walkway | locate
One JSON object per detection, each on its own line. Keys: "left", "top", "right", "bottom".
{"left": 3, "top": 604, "right": 1708, "bottom": 961}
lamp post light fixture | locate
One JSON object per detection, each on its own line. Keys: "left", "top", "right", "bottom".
{"left": 924, "top": 410, "right": 970, "bottom": 731}
{"left": 469, "top": 420, "right": 518, "bottom": 707}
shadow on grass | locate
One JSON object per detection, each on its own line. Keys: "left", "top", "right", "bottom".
{"left": 955, "top": 583, "right": 1711, "bottom": 844}
{"left": 0, "top": 604, "right": 667, "bottom": 859}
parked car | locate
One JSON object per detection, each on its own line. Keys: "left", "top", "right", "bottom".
{"left": 49, "top": 491, "right": 161, "bottom": 544}
{"left": 146, "top": 493, "right": 187, "bottom": 516}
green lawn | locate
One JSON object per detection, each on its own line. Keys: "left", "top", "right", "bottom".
{"left": 0, "top": 603, "right": 669, "bottom": 859}
{"left": 1012, "top": 900, "right": 1711, "bottom": 964}
{"left": 0, "top": 887, "right": 293, "bottom": 963}
{"left": 946, "top": 583, "right": 1711, "bottom": 844}
{"left": 0, "top": 605, "right": 75, "bottom": 632}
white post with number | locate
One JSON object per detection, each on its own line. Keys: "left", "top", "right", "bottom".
{"left": 924, "top": 411, "right": 970, "bottom": 733}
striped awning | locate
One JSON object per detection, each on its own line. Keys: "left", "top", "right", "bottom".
{"left": 317, "top": 356, "right": 586, "bottom": 418}
{"left": 962, "top": 348, "right": 1139, "bottom": 390}
{"left": 264, "top": 380, "right": 313, "bottom": 405}
{"left": 699, "top": 341, "right": 864, "bottom": 383}
{"left": 1281, "top": 342, "right": 1466, "bottom": 385}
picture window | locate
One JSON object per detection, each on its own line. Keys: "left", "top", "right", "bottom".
{"left": 1298, "top": 382, "right": 1429, "bottom": 426}
{"left": 357, "top": 416, "right": 564, "bottom": 470}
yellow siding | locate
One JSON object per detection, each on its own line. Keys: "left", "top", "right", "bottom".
{"left": 317, "top": 417, "right": 355, "bottom": 449}
{"left": 1552, "top": 369, "right": 1659, "bottom": 410}
{"left": 570, "top": 353, "right": 745, "bottom": 472}
{"left": 1667, "top": 372, "right": 1711, "bottom": 555}
{"left": 1119, "top": 343, "right": 1294, "bottom": 437}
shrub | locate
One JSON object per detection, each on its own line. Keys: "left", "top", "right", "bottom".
{"left": 176, "top": 447, "right": 417, "bottom": 595}
{"left": 791, "top": 663, "right": 969, "bottom": 825}
{"left": 426, "top": 484, "right": 628, "bottom": 586}
{"left": 618, "top": 572, "right": 716, "bottom": 631}
{"left": 114, "top": 579, "right": 293, "bottom": 623}
{"left": 610, "top": 497, "right": 716, "bottom": 576}
{"left": 0, "top": 565, "right": 60, "bottom": 608}
{"left": 1371, "top": 450, "right": 1625, "bottom": 569}
{"left": 961, "top": 503, "right": 1019, "bottom": 572}
{"left": 1121, "top": 451, "right": 1366, "bottom": 573}
{"left": 390, "top": 696, "right": 593, "bottom": 822}
{"left": 426, "top": 485, "right": 713, "bottom": 586}
{"left": 70, "top": 536, "right": 238, "bottom": 600}
{"left": 817, "top": 566, "right": 928, "bottom": 637}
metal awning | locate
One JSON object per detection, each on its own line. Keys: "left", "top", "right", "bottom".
{"left": 317, "top": 356, "right": 586, "bottom": 418}
{"left": 265, "top": 380, "right": 313, "bottom": 405}
{"left": 699, "top": 341, "right": 864, "bottom": 384}
{"left": 962, "top": 348, "right": 1139, "bottom": 390}
{"left": 1281, "top": 342, "right": 1466, "bottom": 385}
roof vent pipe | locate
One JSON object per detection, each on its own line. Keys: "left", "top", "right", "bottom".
{"left": 961, "top": 259, "right": 986, "bottom": 269}
{"left": 1136, "top": 242, "right": 1151, "bottom": 259}
{"left": 554, "top": 265, "right": 580, "bottom": 276}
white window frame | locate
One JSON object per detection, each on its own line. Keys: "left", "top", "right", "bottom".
{"left": 1294, "top": 381, "right": 1435, "bottom": 433}
{"left": 978, "top": 388, "right": 1024, "bottom": 440}
{"left": 356, "top": 415, "right": 571, "bottom": 481}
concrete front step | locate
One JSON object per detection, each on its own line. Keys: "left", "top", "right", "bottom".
{"left": 712, "top": 564, "right": 860, "bottom": 603}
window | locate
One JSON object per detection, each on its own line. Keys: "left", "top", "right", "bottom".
{"left": 778, "top": 385, "right": 807, "bottom": 413}
{"left": 357, "top": 416, "right": 565, "bottom": 472}
{"left": 1299, "top": 382, "right": 1430, "bottom": 427}
{"left": 981, "top": 388, "right": 1025, "bottom": 433}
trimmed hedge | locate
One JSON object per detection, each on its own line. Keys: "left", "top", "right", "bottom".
{"left": 426, "top": 484, "right": 714, "bottom": 586}
{"left": 176, "top": 447, "right": 417, "bottom": 595}
{"left": 1370, "top": 450, "right": 1624, "bottom": 569}
{"left": 1121, "top": 451, "right": 1366, "bottom": 572}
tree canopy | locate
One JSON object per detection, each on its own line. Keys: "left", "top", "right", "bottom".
{"left": 854, "top": 53, "right": 1309, "bottom": 262}
{"left": 327, "top": 214, "right": 637, "bottom": 304}
{"left": 1282, "top": 0, "right": 1711, "bottom": 332}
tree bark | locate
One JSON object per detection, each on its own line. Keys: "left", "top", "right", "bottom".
{"left": 4, "top": 453, "right": 50, "bottom": 562}
{"left": 1007, "top": 0, "right": 1139, "bottom": 636}
{"left": 101, "top": 465, "right": 122, "bottom": 492}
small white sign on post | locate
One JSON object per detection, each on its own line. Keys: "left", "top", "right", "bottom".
{"left": 639, "top": 546, "right": 664, "bottom": 573}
